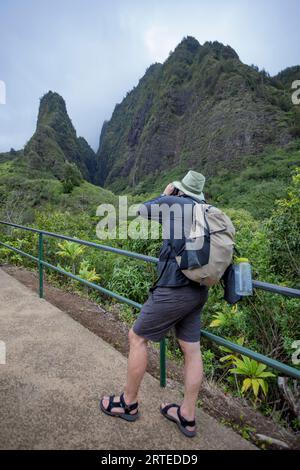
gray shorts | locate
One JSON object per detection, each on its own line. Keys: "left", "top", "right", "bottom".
{"left": 133, "top": 284, "right": 208, "bottom": 343}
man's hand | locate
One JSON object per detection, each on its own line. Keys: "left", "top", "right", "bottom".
{"left": 163, "top": 183, "right": 175, "bottom": 195}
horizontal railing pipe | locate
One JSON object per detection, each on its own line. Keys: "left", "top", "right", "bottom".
{"left": 41, "top": 260, "right": 142, "bottom": 309}
{"left": 0, "top": 221, "right": 158, "bottom": 264}
{"left": 252, "top": 280, "right": 300, "bottom": 298}
{"left": 1, "top": 221, "right": 299, "bottom": 297}
{"left": 0, "top": 241, "right": 39, "bottom": 263}
{"left": 201, "top": 331, "right": 300, "bottom": 380}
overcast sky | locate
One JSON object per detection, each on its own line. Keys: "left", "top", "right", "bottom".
{"left": 0, "top": 0, "right": 299, "bottom": 153}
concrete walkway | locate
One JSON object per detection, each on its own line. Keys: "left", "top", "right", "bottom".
{"left": 0, "top": 268, "right": 256, "bottom": 450}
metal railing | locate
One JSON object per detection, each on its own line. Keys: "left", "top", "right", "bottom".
{"left": 0, "top": 220, "right": 300, "bottom": 384}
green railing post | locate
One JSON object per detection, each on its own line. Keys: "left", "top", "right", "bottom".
{"left": 160, "top": 338, "right": 166, "bottom": 387}
{"left": 38, "top": 233, "right": 44, "bottom": 298}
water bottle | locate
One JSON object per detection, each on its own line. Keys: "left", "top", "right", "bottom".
{"left": 234, "top": 258, "right": 253, "bottom": 296}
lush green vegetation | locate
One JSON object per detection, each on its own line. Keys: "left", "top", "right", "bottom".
{"left": 0, "top": 167, "right": 299, "bottom": 431}
{"left": 0, "top": 153, "right": 117, "bottom": 224}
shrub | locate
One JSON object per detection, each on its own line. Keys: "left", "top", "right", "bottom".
{"left": 267, "top": 168, "right": 300, "bottom": 282}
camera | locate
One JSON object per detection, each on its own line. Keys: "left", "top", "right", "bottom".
{"left": 171, "top": 187, "right": 179, "bottom": 196}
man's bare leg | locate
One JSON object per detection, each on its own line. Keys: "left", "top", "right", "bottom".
{"left": 161, "top": 339, "right": 203, "bottom": 431}
{"left": 101, "top": 329, "right": 148, "bottom": 414}
{"left": 124, "top": 329, "right": 148, "bottom": 402}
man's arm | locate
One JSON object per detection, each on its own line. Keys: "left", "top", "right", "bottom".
{"left": 137, "top": 184, "right": 177, "bottom": 222}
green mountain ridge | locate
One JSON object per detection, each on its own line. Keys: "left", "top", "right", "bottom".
{"left": 95, "top": 36, "right": 300, "bottom": 195}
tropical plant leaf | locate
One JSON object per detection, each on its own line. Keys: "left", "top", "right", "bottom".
{"left": 251, "top": 379, "right": 260, "bottom": 397}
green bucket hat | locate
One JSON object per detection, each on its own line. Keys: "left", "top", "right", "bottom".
{"left": 173, "top": 170, "right": 206, "bottom": 201}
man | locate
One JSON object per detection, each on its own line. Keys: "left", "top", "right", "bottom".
{"left": 100, "top": 170, "right": 208, "bottom": 438}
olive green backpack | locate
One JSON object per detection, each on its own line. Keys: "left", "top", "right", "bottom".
{"left": 175, "top": 203, "right": 235, "bottom": 287}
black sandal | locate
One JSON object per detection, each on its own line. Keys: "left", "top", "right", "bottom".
{"left": 100, "top": 393, "right": 139, "bottom": 422}
{"left": 160, "top": 403, "right": 196, "bottom": 438}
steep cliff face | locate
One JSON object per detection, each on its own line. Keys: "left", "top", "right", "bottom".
{"left": 24, "top": 91, "right": 97, "bottom": 182}
{"left": 96, "top": 37, "right": 295, "bottom": 192}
